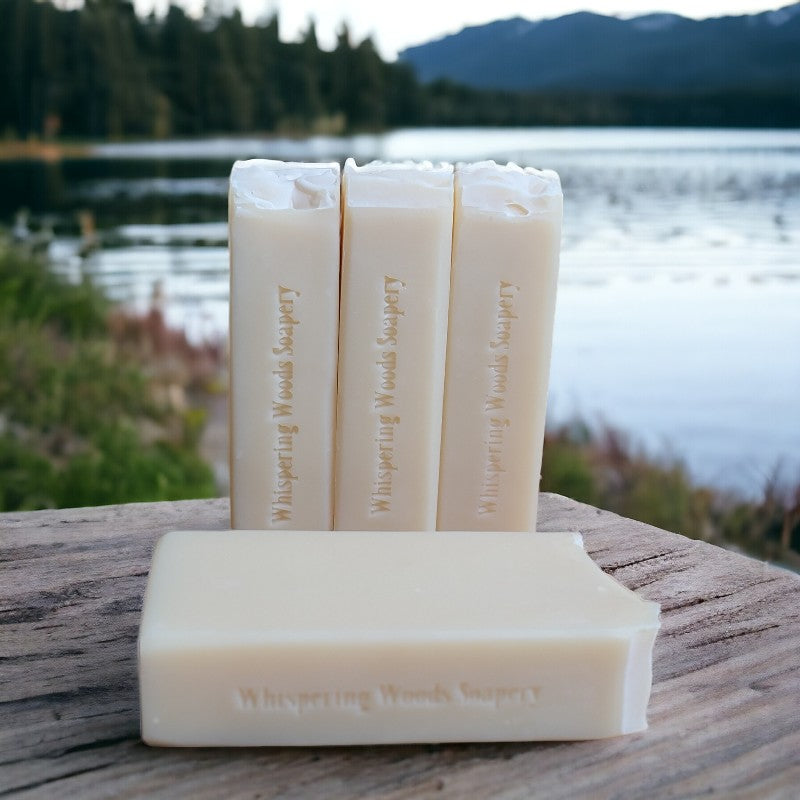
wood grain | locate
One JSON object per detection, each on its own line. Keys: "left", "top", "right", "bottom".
{"left": 1, "top": 494, "right": 798, "bottom": 799}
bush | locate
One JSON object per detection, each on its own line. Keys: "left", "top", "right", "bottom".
{"left": 0, "top": 241, "right": 215, "bottom": 511}
{"left": 542, "top": 418, "right": 799, "bottom": 569}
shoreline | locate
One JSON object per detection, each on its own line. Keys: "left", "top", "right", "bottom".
{"left": 3, "top": 125, "right": 800, "bottom": 162}
{"left": 0, "top": 140, "right": 91, "bottom": 162}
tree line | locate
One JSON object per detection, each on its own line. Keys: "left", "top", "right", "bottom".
{"left": 1, "top": 0, "right": 425, "bottom": 138}
{"left": 2, "top": 0, "right": 797, "bottom": 140}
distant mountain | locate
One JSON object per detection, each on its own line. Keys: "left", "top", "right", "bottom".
{"left": 398, "top": 4, "right": 800, "bottom": 93}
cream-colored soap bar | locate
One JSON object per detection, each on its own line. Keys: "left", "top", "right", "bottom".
{"left": 335, "top": 160, "right": 454, "bottom": 530}
{"left": 138, "top": 530, "right": 659, "bottom": 746}
{"left": 438, "top": 161, "right": 563, "bottom": 531}
{"left": 228, "top": 160, "right": 340, "bottom": 530}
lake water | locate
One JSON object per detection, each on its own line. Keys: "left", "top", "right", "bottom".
{"left": 3, "top": 127, "right": 799, "bottom": 497}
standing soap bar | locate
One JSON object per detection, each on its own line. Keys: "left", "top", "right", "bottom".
{"left": 228, "top": 160, "right": 340, "bottom": 530}
{"left": 335, "top": 160, "right": 454, "bottom": 530}
{"left": 438, "top": 162, "right": 562, "bottom": 531}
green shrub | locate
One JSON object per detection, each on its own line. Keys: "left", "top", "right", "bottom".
{"left": 0, "top": 244, "right": 108, "bottom": 338}
{"left": 0, "top": 433, "right": 55, "bottom": 511}
{"left": 56, "top": 424, "right": 215, "bottom": 507}
{"left": 542, "top": 418, "right": 798, "bottom": 568}
{"left": 540, "top": 438, "right": 598, "bottom": 506}
{"left": 0, "top": 241, "right": 215, "bottom": 511}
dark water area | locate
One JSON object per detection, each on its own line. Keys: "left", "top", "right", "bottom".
{"left": 1, "top": 158, "right": 231, "bottom": 228}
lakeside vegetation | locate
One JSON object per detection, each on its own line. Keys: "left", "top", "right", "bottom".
{"left": 1, "top": 242, "right": 797, "bottom": 569}
{"left": 541, "top": 421, "right": 800, "bottom": 570}
{"left": 3, "top": 0, "right": 798, "bottom": 142}
{"left": 0, "top": 238, "right": 217, "bottom": 509}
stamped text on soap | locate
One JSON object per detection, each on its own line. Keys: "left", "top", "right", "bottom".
{"left": 235, "top": 682, "right": 539, "bottom": 715}
{"left": 371, "top": 276, "right": 405, "bottom": 514}
{"left": 271, "top": 285, "right": 300, "bottom": 523}
{"left": 479, "top": 280, "right": 519, "bottom": 515}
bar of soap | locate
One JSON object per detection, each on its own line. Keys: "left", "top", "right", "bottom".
{"left": 228, "top": 160, "right": 340, "bottom": 530}
{"left": 138, "top": 530, "right": 660, "bottom": 746}
{"left": 438, "top": 161, "right": 563, "bottom": 531}
{"left": 334, "top": 160, "right": 454, "bottom": 530}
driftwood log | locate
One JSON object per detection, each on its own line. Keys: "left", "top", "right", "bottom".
{"left": 1, "top": 494, "right": 798, "bottom": 799}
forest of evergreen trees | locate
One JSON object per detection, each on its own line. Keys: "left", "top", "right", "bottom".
{"left": 2, "top": 0, "right": 798, "bottom": 140}
{"left": 1, "top": 0, "right": 424, "bottom": 138}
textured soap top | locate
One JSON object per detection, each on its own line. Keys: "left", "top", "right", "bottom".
{"left": 344, "top": 158, "right": 454, "bottom": 208}
{"left": 457, "top": 160, "right": 562, "bottom": 216}
{"left": 230, "top": 159, "right": 340, "bottom": 212}
{"left": 140, "top": 531, "right": 659, "bottom": 641}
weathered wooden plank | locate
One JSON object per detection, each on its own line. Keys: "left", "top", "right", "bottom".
{"left": 1, "top": 494, "right": 798, "bottom": 799}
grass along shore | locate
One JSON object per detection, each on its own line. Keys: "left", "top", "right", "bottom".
{"left": 541, "top": 420, "right": 799, "bottom": 570}
{"left": 0, "top": 237, "right": 218, "bottom": 509}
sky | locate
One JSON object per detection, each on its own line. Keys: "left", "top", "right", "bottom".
{"left": 132, "top": 1, "right": 793, "bottom": 59}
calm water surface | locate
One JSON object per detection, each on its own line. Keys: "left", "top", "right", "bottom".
{"left": 4, "top": 127, "right": 799, "bottom": 497}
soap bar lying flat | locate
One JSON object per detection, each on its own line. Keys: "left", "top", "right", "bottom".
{"left": 228, "top": 160, "right": 340, "bottom": 530}
{"left": 138, "top": 530, "right": 659, "bottom": 746}
{"left": 335, "top": 160, "right": 454, "bottom": 530}
{"left": 438, "top": 161, "right": 563, "bottom": 531}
